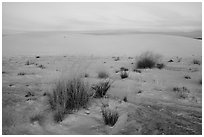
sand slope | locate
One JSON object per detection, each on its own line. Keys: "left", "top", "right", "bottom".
{"left": 3, "top": 32, "right": 202, "bottom": 57}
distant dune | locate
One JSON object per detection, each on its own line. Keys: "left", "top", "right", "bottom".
{"left": 2, "top": 31, "right": 201, "bottom": 57}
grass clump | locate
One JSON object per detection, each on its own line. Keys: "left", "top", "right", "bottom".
{"left": 98, "top": 70, "right": 109, "bottom": 79}
{"left": 136, "top": 52, "right": 161, "bottom": 69}
{"left": 47, "top": 77, "right": 89, "bottom": 122}
{"left": 92, "top": 80, "right": 112, "bottom": 98}
{"left": 101, "top": 107, "right": 119, "bottom": 126}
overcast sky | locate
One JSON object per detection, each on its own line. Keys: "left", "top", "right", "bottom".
{"left": 2, "top": 2, "right": 202, "bottom": 33}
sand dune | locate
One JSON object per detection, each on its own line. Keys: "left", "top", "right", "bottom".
{"left": 3, "top": 32, "right": 201, "bottom": 57}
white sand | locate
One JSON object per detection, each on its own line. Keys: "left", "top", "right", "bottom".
{"left": 3, "top": 32, "right": 201, "bottom": 57}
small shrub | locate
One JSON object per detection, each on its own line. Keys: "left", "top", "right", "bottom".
{"left": 18, "top": 72, "right": 26, "bottom": 75}
{"left": 47, "top": 77, "right": 89, "bottom": 122}
{"left": 98, "top": 71, "right": 109, "bottom": 79}
{"left": 101, "top": 107, "right": 119, "bottom": 126}
{"left": 123, "top": 96, "right": 127, "bottom": 102}
{"left": 192, "top": 59, "right": 201, "bottom": 65}
{"left": 30, "top": 113, "right": 45, "bottom": 126}
{"left": 120, "top": 71, "right": 128, "bottom": 79}
{"left": 38, "top": 64, "right": 45, "bottom": 69}
{"left": 136, "top": 52, "right": 161, "bottom": 69}
{"left": 184, "top": 75, "right": 191, "bottom": 79}
{"left": 92, "top": 80, "right": 111, "bottom": 98}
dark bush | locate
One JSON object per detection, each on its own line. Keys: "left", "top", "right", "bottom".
{"left": 136, "top": 52, "right": 161, "bottom": 69}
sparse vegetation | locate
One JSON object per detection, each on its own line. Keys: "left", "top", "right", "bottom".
{"left": 172, "top": 86, "right": 190, "bottom": 99}
{"left": 98, "top": 70, "right": 109, "bottom": 79}
{"left": 120, "top": 71, "right": 128, "bottom": 79}
{"left": 101, "top": 107, "right": 119, "bottom": 126}
{"left": 192, "top": 59, "right": 201, "bottom": 65}
{"left": 92, "top": 80, "right": 111, "bottom": 98}
{"left": 38, "top": 64, "right": 46, "bottom": 69}
{"left": 136, "top": 52, "right": 161, "bottom": 69}
{"left": 47, "top": 77, "right": 89, "bottom": 122}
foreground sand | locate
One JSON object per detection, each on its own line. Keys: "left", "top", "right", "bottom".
{"left": 2, "top": 54, "right": 202, "bottom": 135}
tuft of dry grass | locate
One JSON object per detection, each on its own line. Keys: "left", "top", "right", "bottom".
{"left": 47, "top": 77, "right": 89, "bottom": 122}
{"left": 92, "top": 80, "right": 112, "bottom": 98}
{"left": 101, "top": 107, "right": 119, "bottom": 126}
